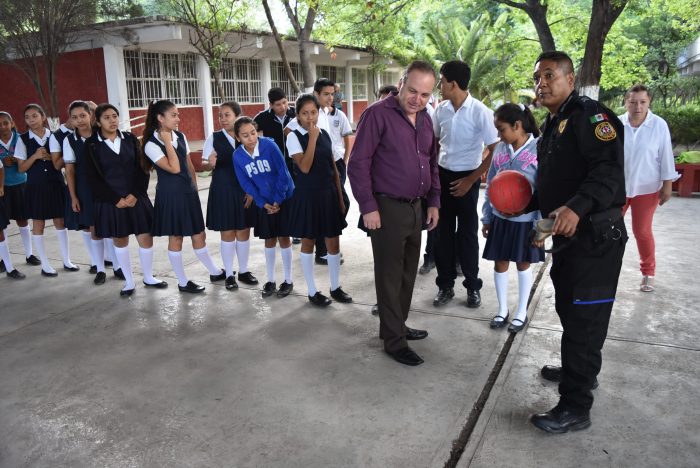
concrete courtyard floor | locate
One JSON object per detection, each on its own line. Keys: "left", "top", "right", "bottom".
{"left": 0, "top": 174, "right": 698, "bottom": 468}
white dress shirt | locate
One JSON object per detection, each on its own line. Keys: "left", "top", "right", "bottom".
{"left": 144, "top": 131, "right": 190, "bottom": 164}
{"left": 433, "top": 94, "right": 499, "bottom": 171}
{"left": 285, "top": 107, "right": 330, "bottom": 134}
{"left": 619, "top": 110, "right": 679, "bottom": 198}
{"left": 201, "top": 130, "right": 238, "bottom": 161}
{"left": 13, "top": 128, "right": 52, "bottom": 160}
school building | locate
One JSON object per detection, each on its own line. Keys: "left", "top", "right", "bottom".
{"left": 0, "top": 15, "right": 402, "bottom": 140}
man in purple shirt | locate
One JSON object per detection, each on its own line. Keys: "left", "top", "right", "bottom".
{"left": 348, "top": 61, "right": 440, "bottom": 366}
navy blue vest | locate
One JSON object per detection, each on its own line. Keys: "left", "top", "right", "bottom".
{"left": 292, "top": 129, "right": 334, "bottom": 190}
{"left": 148, "top": 130, "right": 194, "bottom": 193}
{"left": 20, "top": 131, "right": 63, "bottom": 185}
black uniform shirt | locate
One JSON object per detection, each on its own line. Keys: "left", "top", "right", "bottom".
{"left": 253, "top": 107, "right": 296, "bottom": 159}
{"left": 536, "top": 91, "right": 626, "bottom": 219}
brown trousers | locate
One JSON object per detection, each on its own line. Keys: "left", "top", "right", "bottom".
{"left": 370, "top": 196, "right": 422, "bottom": 352}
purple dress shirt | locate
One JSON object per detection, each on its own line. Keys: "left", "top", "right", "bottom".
{"left": 348, "top": 94, "right": 440, "bottom": 215}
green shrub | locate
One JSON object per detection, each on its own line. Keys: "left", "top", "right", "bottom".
{"left": 653, "top": 105, "right": 700, "bottom": 149}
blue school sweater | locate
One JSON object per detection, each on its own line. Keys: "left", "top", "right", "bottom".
{"left": 233, "top": 137, "right": 294, "bottom": 207}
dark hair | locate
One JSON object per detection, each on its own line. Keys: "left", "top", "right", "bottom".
{"left": 233, "top": 116, "right": 257, "bottom": 137}
{"left": 295, "top": 93, "right": 320, "bottom": 113}
{"left": 377, "top": 85, "right": 398, "bottom": 99}
{"left": 403, "top": 60, "right": 437, "bottom": 82}
{"left": 24, "top": 103, "right": 46, "bottom": 117}
{"left": 440, "top": 60, "right": 471, "bottom": 90}
{"left": 142, "top": 99, "right": 176, "bottom": 156}
{"left": 268, "top": 87, "right": 287, "bottom": 104}
{"left": 0, "top": 111, "right": 14, "bottom": 122}
{"left": 535, "top": 51, "right": 574, "bottom": 75}
{"left": 68, "top": 100, "right": 92, "bottom": 115}
{"left": 94, "top": 103, "right": 120, "bottom": 123}
{"left": 625, "top": 83, "right": 652, "bottom": 102}
{"left": 314, "top": 77, "right": 335, "bottom": 94}
{"left": 220, "top": 101, "right": 242, "bottom": 116}
{"left": 494, "top": 103, "right": 540, "bottom": 138}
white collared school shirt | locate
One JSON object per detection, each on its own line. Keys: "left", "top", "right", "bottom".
{"left": 144, "top": 130, "right": 191, "bottom": 164}
{"left": 12, "top": 128, "right": 52, "bottom": 160}
{"left": 433, "top": 94, "right": 499, "bottom": 171}
{"left": 619, "top": 110, "right": 679, "bottom": 198}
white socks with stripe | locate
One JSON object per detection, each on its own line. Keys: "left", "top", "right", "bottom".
{"left": 56, "top": 229, "right": 76, "bottom": 269}
{"left": 327, "top": 253, "right": 341, "bottom": 290}
{"left": 236, "top": 240, "right": 250, "bottom": 273}
{"left": 300, "top": 252, "right": 317, "bottom": 296}
{"left": 168, "top": 250, "right": 189, "bottom": 287}
{"left": 32, "top": 234, "right": 54, "bottom": 274}
{"left": 516, "top": 268, "right": 532, "bottom": 323}
{"left": 194, "top": 246, "right": 221, "bottom": 275}
{"left": 494, "top": 270, "right": 509, "bottom": 318}
{"left": 114, "top": 246, "right": 134, "bottom": 291}
{"left": 280, "top": 246, "right": 292, "bottom": 283}
{"left": 91, "top": 239, "right": 106, "bottom": 273}
{"left": 19, "top": 225, "right": 33, "bottom": 257}
{"left": 221, "top": 240, "right": 236, "bottom": 277}
{"left": 0, "top": 240, "right": 15, "bottom": 272}
{"left": 265, "top": 247, "right": 276, "bottom": 283}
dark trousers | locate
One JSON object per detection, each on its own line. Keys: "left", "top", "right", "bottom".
{"left": 424, "top": 229, "right": 436, "bottom": 262}
{"left": 550, "top": 218, "right": 627, "bottom": 411}
{"left": 316, "top": 159, "right": 347, "bottom": 258}
{"left": 435, "top": 167, "right": 482, "bottom": 291}
{"left": 370, "top": 195, "right": 422, "bottom": 353}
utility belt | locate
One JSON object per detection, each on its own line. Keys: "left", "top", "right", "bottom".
{"left": 583, "top": 207, "right": 624, "bottom": 243}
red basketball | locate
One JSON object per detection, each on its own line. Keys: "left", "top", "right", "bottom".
{"left": 488, "top": 170, "right": 532, "bottom": 214}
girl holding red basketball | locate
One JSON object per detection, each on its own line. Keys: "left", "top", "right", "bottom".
{"left": 481, "top": 103, "right": 544, "bottom": 332}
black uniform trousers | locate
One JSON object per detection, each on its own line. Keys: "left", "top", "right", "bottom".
{"left": 435, "top": 166, "right": 482, "bottom": 291}
{"left": 550, "top": 218, "right": 627, "bottom": 411}
{"left": 315, "top": 159, "right": 347, "bottom": 258}
{"left": 370, "top": 195, "right": 422, "bottom": 353}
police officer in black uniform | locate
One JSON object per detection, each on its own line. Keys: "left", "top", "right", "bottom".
{"left": 528, "top": 51, "right": 627, "bottom": 433}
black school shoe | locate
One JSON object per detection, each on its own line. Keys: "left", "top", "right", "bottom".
{"left": 41, "top": 269, "right": 58, "bottom": 277}
{"left": 530, "top": 405, "right": 591, "bottom": 434}
{"left": 143, "top": 280, "right": 168, "bottom": 289}
{"left": 63, "top": 264, "right": 80, "bottom": 272}
{"left": 466, "top": 289, "right": 481, "bottom": 308}
{"left": 178, "top": 280, "right": 205, "bottom": 294}
{"left": 330, "top": 286, "right": 352, "bottom": 303}
{"left": 210, "top": 269, "right": 226, "bottom": 282}
{"left": 89, "top": 265, "right": 97, "bottom": 274}
{"left": 308, "top": 292, "right": 332, "bottom": 307}
{"left": 93, "top": 271, "right": 106, "bottom": 285}
{"left": 225, "top": 275, "right": 239, "bottom": 290}
{"left": 277, "top": 281, "right": 293, "bottom": 297}
{"left": 0, "top": 260, "right": 5, "bottom": 273}
{"left": 386, "top": 346, "right": 424, "bottom": 366}
{"left": 114, "top": 268, "right": 125, "bottom": 280}
{"left": 262, "top": 281, "right": 277, "bottom": 297}
{"left": 238, "top": 271, "right": 259, "bottom": 285}
{"left": 7, "top": 269, "right": 26, "bottom": 280}
{"left": 433, "top": 287, "right": 454, "bottom": 306}
{"left": 120, "top": 288, "right": 135, "bottom": 297}
{"left": 26, "top": 255, "right": 41, "bottom": 266}
{"left": 540, "top": 365, "right": 599, "bottom": 390}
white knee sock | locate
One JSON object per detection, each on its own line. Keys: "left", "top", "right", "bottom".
{"left": 327, "top": 252, "right": 341, "bottom": 290}
{"left": 81, "top": 231, "right": 95, "bottom": 266}
{"left": 0, "top": 240, "right": 15, "bottom": 271}
{"left": 494, "top": 270, "right": 509, "bottom": 317}
{"left": 56, "top": 229, "right": 76, "bottom": 268}
{"left": 194, "top": 246, "right": 221, "bottom": 275}
{"left": 300, "top": 252, "right": 317, "bottom": 296}
{"left": 236, "top": 239, "right": 250, "bottom": 273}
{"left": 280, "top": 246, "right": 292, "bottom": 283}
{"left": 114, "top": 246, "right": 134, "bottom": 290}
{"left": 168, "top": 250, "right": 189, "bottom": 287}
{"left": 139, "top": 246, "right": 161, "bottom": 284}
{"left": 516, "top": 268, "right": 532, "bottom": 322}
{"left": 33, "top": 234, "right": 55, "bottom": 274}
{"left": 104, "top": 238, "right": 120, "bottom": 270}
{"left": 265, "top": 247, "right": 276, "bottom": 283}
{"left": 221, "top": 240, "right": 236, "bottom": 277}
{"left": 19, "top": 225, "right": 33, "bottom": 257}
{"left": 91, "top": 239, "right": 106, "bottom": 273}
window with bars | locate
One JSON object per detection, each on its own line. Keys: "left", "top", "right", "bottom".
{"left": 270, "top": 61, "right": 302, "bottom": 102}
{"left": 380, "top": 70, "right": 400, "bottom": 88}
{"left": 315, "top": 65, "right": 346, "bottom": 90}
{"left": 351, "top": 68, "right": 368, "bottom": 100}
{"left": 124, "top": 50, "right": 200, "bottom": 108}
{"left": 211, "top": 58, "right": 263, "bottom": 104}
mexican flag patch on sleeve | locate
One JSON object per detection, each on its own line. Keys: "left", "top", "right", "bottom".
{"left": 589, "top": 113, "right": 608, "bottom": 123}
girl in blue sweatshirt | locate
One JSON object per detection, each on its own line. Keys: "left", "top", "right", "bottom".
{"left": 233, "top": 116, "right": 295, "bottom": 298}
{"left": 481, "top": 103, "right": 544, "bottom": 333}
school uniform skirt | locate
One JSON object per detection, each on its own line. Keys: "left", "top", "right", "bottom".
{"left": 285, "top": 186, "right": 347, "bottom": 239}
{"left": 0, "top": 197, "right": 9, "bottom": 230}
{"left": 206, "top": 176, "right": 256, "bottom": 231}
{"left": 2, "top": 183, "right": 29, "bottom": 220}
{"left": 25, "top": 181, "right": 66, "bottom": 220}
{"left": 254, "top": 202, "right": 290, "bottom": 239}
{"left": 482, "top": 216, "right": 545, "bottom": 263}
{"left": 94, "top": 194, "right": 154, "bottom": 239}
{"left": 152, "top": 190, "right": 205, "bottom": 237}
{"left": 65, "top": 181, "right": 95, "bottom": 230}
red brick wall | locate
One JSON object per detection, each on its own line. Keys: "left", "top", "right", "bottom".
{"left": 352, "top": 100, "right": 369, "bottom": 123}
{"left": 129, "top": 106, "right": 205, "bottom": 140}
{"left": 0, "top": 49, "right": 108, "bottom": 131}
{"left": 210, "top": 104, "right": 266, "bottom": 131}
